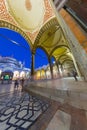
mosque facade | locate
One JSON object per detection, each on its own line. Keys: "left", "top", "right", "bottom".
{"left": 0, "top": 56, "right": 30, "bottom": 80}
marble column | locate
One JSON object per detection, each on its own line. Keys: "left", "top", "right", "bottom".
{"left": 55, "top": 61, "right": 61, "bottom": 78}
{"left": 50, "top": 1, "right": 87, "bottom": 81}
{"left": 71, "top": 54, "right": 81, "bottom": 77}
{"left": 45, "top": 69, "right": 47, "bottom": 79}
{"left": 48, "top": 57, "right": 53, "bottom": 79}
{"left": 59, "top": 18, "right": 87, "bottom": 80}
{"left": 40, "top": 70, "right": 42, "bottom": 80}
{"left": 61, "top": 64, "right": 64, "bottom": 77}
{"left": 31, "top": 51, "right": 35, "bottom": 80}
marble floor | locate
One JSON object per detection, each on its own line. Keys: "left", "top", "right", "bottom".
{"left": 26, "top": 77, "right": 87, "bottom": 110}
{"left": 46, "top": 110, "right": 71, "bottom": 130}
{"left": 0, "top": 78, "right": 87, "bottom": 130}
{"left": 0, "top": 91, "right": 49, "bottom": 130}
{"left": 46, "top": 102, "right": 87, "bottom": 130}
{"left": 26, "top": 77, "right": 87, "bottom": 130}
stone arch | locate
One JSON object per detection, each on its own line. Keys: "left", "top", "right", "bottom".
{"left": 50, "top": 55, "right": 56, "bottom": 61}
{"left": 0, "top": 20, "right": 32, "bottom": 49}
{"left": 34, "top": 17, "right": 59, "bottom": 48}
{"left": 58, "top": 54, "right": 72, "bottom": 61}
{"left": 50, "top": 45, "right": 70, "bottom": 56}
{"left": 35, "top": 46, "right": 49, "bottom": 69}
{"left": 35, "top": 45, "right": 49, "bottom": 58}
{"left": 61, "top": 59, "right": 73, "bottom": 65}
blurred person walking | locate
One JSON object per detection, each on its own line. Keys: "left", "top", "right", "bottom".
{"left": 72, "top": 70, "right": 78, "bottom": 81}
{"left": 21, "top": 78, "right": 25, "bottom": 92}
{"left": 14, "top": 79, "right": 19, "bottom": 90}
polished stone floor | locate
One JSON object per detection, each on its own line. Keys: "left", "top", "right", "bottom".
{"left": 46, "top": 110, "right": 71, "bottom": 130}
{"left": 0, "top": 91, "right": 49, "bottom": 130}
{"left": 0, "top": 78, "right": 87, "bottom": 130}
{"left": 46, "top": 102, "right": 87, "bottom": 130}
{"left": 26, "top": 77, "right": 87, "bottom": 110}
{"left": 26, "top": 77, "right": 87, "bottom": 130}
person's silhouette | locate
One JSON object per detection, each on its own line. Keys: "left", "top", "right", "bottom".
{"left": 21, "top": 78, "right": 25, "bottom": 91}
{"left": 14, "top": 79, "right": 19, "bottom": 89}
{"left": 72, "top": 70, "right": 78, "bottom": 81}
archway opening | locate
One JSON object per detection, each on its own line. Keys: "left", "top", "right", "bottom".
{"left": 35, "top": 48, "right": 49, "bottom": 69}
{"left": 35, "top": 48, "right": 49, "bottom": 80}
{"left": 0, "top": 28, "right": 31, "bottom": 68}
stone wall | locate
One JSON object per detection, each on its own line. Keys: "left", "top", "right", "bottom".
{"left": 54, "top": 9, "right": 87, "bottom": 80}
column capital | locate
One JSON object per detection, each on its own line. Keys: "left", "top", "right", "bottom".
{"left": 48, "top": 56, "right": 51, "bottom": 61}
{"left": 31, "top": 51, "right": 35, "bottom": 55}
{"left": 31, "top": 48, "right": 36, "bottom": 55}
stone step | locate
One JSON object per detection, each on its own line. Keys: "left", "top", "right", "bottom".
{"left": 25, "top": 85, "right": 87, "bottom": 111}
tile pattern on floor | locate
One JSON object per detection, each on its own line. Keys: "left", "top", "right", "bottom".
{"left": 0, "top": 92, "right": 49, "bottom": 130}
{"left": 26, "top": 90, "right": 87, "bottom": 130}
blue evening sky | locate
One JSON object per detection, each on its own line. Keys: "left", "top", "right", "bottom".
{"left": 0, "top": 28, "right": 50, "bottom": 69}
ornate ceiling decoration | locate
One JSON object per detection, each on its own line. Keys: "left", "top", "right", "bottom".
{"left": 51, "top": 46, "right": 69, "bottom": 60}
{"left": 39, "top": 26, "right": 61, "bottom": 48}
{"left": 33, "top": 17, "right": 71, "bottom": 64}
{"left": 58, "top": 54, "right": 71, "bottom": 61}
{"left": 34, "top": 18, "right": 64, "bottom": 55}
{"left": 34, "top": 18, "right": 59, "bottom": 46}
{"left": 57, "top": 52, "right": 74, "bottom": 70}
{"left": 52, "top": 47, "right": 67, "bottom": 56}
{"left": 0, "top": 0, "right": 55, "bottom": 43}
{"left": 0, "top": 0, "right": 73, "bottom": 67}
{"left": 6, "top": 0, "right": 45, "bottom": 31}
{"left": 0, "top": 20, "right": 32, "bottom": 48}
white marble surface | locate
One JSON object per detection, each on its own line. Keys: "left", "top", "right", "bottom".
{"left": 29, "top": 77, "right": 87, "bottom": 91}
{"left": 0, "top": 92, "right": 49, "bottom": 130}
{"left": 46, "top": 110, "right": 71, "bottom": 130}
{"left": 27, "top": 78, "right": 87, "bottom": 110}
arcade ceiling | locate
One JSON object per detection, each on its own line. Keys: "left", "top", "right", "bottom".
{"left": 0, "top": 0, "right": 73, "bottom": 68}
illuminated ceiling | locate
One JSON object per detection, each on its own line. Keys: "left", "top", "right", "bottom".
{"left": 6, "top": 0, "right": 45, "bottom": 31}
{"left": 0, "top": 0, "right": 73, "bottom": 67}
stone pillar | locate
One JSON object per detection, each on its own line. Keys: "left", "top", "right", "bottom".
{"left": 56, "top": 61, "right": 60, "bottom": 73}
{"left": 48, "top": 57, "right": 53, "bottom": 79}
{"left": 56, "top": 60, "right": 61, "bottom": 78}
{"left": 71, "top": 54, "right": 81, "bottom": 77}
{"left": 61, "top": 63, "right": 64, "bottom": 76}
{"left": 49, "top": 0, "right": 87, "bottom": 81}
{"left": 45, "top": 69, "right": 47, "bottom": 79}
{"left": 31, "top": 51, "right": 35, "bottom": 80}
{"left": 40, "top": 70, "right": 42, "bottom": 80}
{"left": 58, "top": 17, "right": 87, "bottom": 80}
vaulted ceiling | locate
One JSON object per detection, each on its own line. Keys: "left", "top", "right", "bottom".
{"left": 0, "top": 0, "right": 74, "bottom": 68}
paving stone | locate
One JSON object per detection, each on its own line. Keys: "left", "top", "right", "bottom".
{"left": 46, "top": 110, "right": 71, "bottom": 130}
{"left": 0, "top": 92, "right": 49, "bottom": 130}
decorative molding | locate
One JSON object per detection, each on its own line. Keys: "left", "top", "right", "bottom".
{"left": 0, "top": 20, "right": 32, "bottom": 49}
